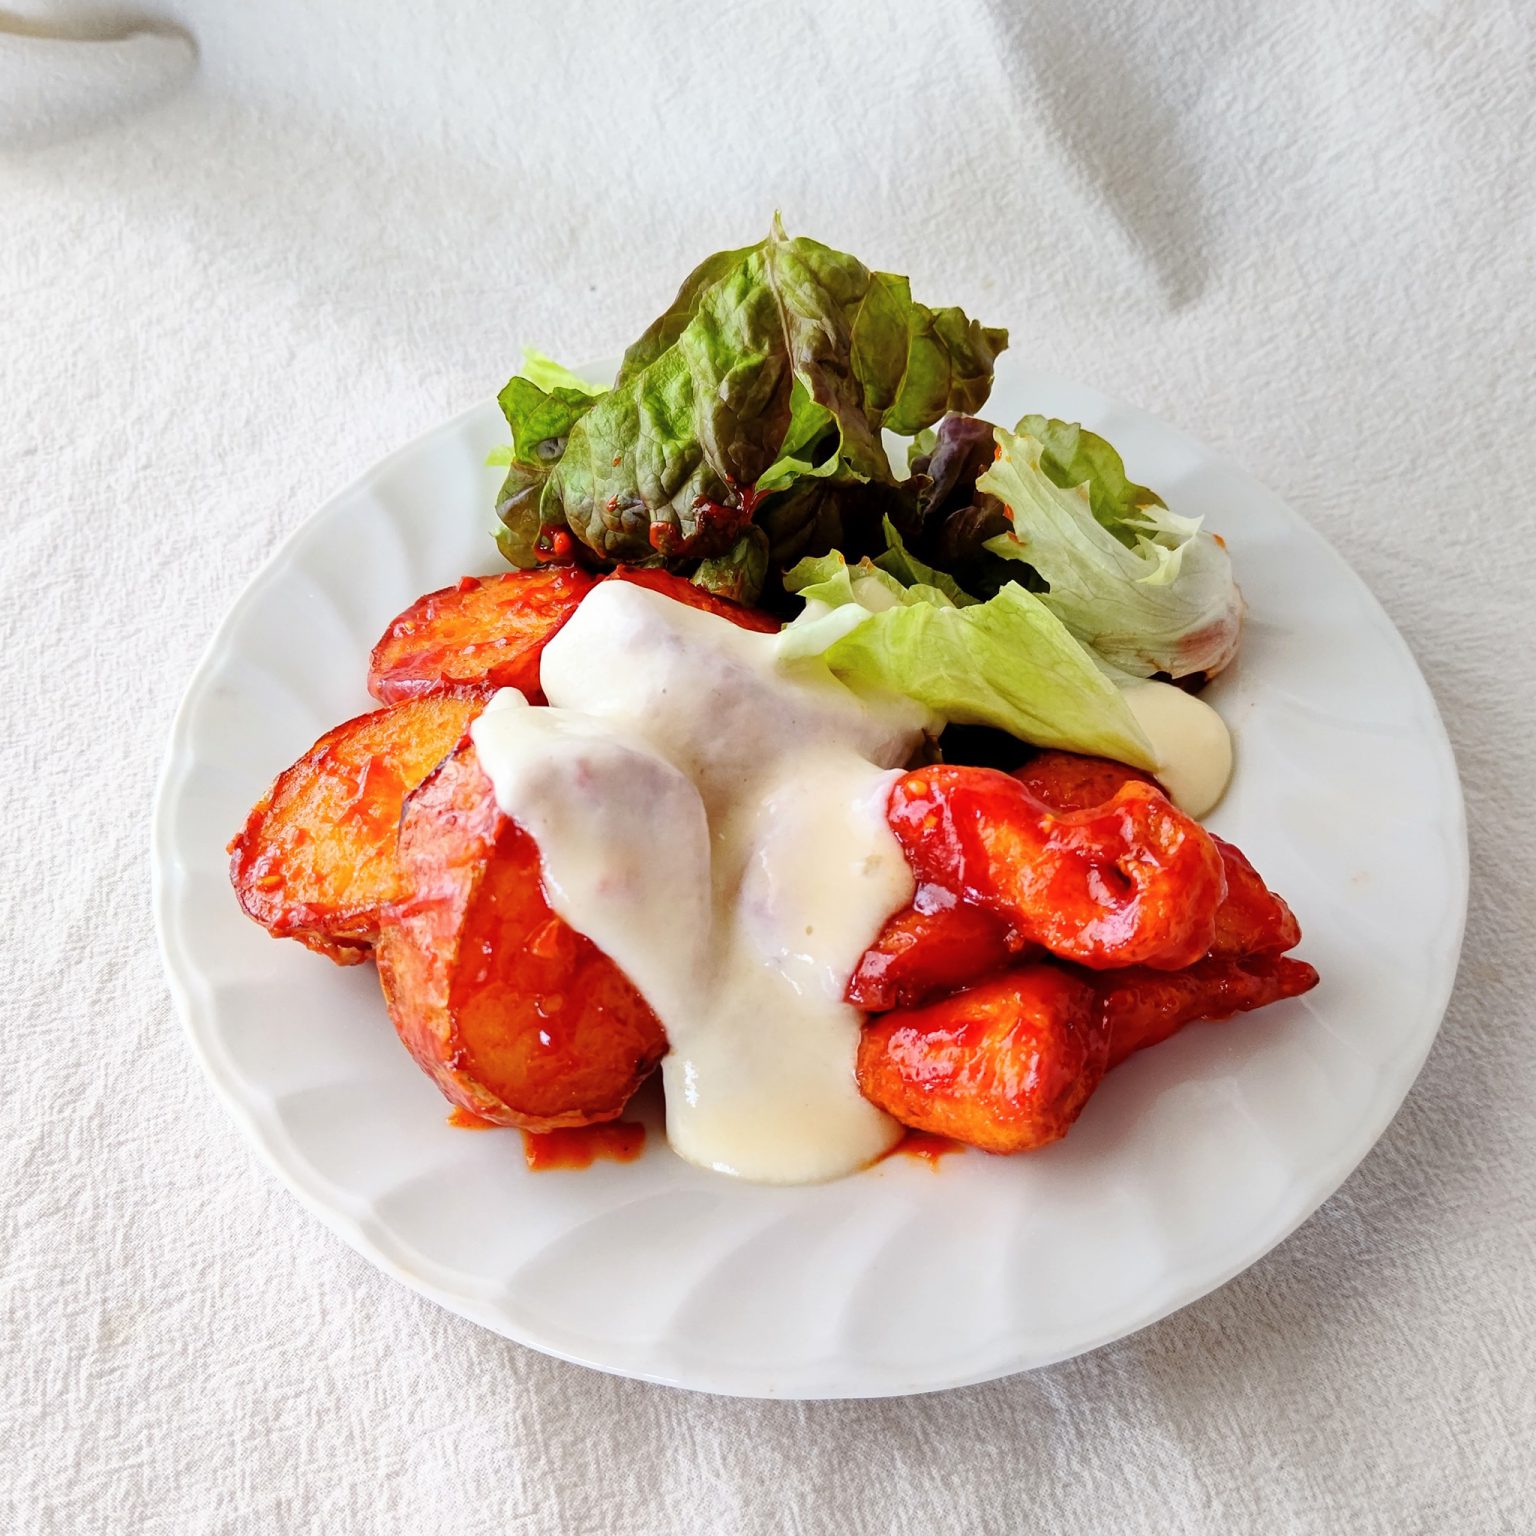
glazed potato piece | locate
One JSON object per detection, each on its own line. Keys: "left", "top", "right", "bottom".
{"left": 376, "top": 741, "right": 668, "bottom": 1130}
{"left": 367, "top": 567, "right": 596, "bottom": 704}
{"left": 1095, "top": 954, "right": 1320, "bottom": 1069}
{"left": 846, "top": 889, "right": 1024, "bottom": 1012}
{"left": 367, "top": 566, "right": 777, "bottom": 706}
{"left": 604, "top": 567, "right": 782, "bottom": 632}
{"left": 857, "top": 965, "right": 1108, "bottom": 1154}
{"left": 228, "top": 694, "right": 480, "bottom": 963}
{"left": 889, "top": 765, "right": 1226, "bottom": 971}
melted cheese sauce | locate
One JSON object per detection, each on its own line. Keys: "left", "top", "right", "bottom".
{"left": 469, "top": 582, "right": 1234, "bottom": 1183}
{"left": 1120, "top": 679, "right": 1233, "bottom": 818}
{"left": 470, "top": 581, "right": 930, "bottom": 1184}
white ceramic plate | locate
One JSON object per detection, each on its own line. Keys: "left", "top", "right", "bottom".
{"left": 152, "top": 361, "right": 1466, "bottom": 1398}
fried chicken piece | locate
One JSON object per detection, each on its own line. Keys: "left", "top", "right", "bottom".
{"left": 888, "top": 765, "right": 1226, "bottom": 971}
{"left": 1094, "top": 954, "right": 1320, "bottom": 1068}
{"left": 1207, "top": 841, "right": 1301, "bottom": 957}
{"left": 846, "top": 888, "right": 1024, "bottom": 1012}
{"left": 856, "top": 965, "right": 1108, "bottom": 1154}
{"left": 856, "top": 954, "right": 1319, "bottom": 1154}
{"left": 1016, "top": 751, "right": 1302, "bottom": 958}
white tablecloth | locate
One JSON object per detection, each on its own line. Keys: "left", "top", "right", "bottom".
{"left": 3, "top": 2, "right": 1532, "bottom": 1530}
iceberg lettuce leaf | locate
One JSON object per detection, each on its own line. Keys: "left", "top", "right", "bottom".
{"left": 979, "top": 427, "right": 1243, "bottom": 679}
{"left": 781, "top": 552, "right": 1155, "bottom": 766}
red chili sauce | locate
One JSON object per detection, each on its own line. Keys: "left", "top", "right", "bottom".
{"left": 883, "top": 1130, "right": 965, "bottom": 1169}
{"left": 521, "top": 1122, "right": 646, "bottom": 1171}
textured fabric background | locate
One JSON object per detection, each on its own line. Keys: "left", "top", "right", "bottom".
{"left": 2, "top": 2, "right": 1533, "bottom": 1531}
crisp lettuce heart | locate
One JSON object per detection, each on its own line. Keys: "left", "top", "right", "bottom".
{"left": 978, "top": 427, "right": 1243, "bottom": 679}
{"left": 871, "top": 517, "right": 977, "bottom": 608}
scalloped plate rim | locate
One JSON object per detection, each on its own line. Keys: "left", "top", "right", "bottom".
{"left": 151, "top": 368, "right": 1468, "bottom": 1399}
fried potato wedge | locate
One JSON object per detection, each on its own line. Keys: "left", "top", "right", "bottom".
{"left": 605, "top": 567, "right": 781, "bottom": 632}
{"left": 375, "top": 741, "right": 668, "bottom": 1130}
{"left": 228, "top": 694, "right": 480, "bottom": 963}
{"left": 857, "top": 965, "right": 1107, "bottom": 1154}
{"left": 889, "top": 765, "right": 1226, "bottom": 971}
{"left": 1095, "top": 954, "right": 1320, "bottom": 1069}
{"left": 367, "top": 567, "right": 596, "bottom": 704}
{"left": 846, "top": 888, "right": 1025, "bottom": 1012}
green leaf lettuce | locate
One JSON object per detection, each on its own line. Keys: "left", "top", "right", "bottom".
{"left": 539, "top": 221, "right": 1007, "bottom": 564}
{"left": 487, "top": 349, "right": 607, "bottom": 565}
{"left": 1014, "top": 414, "right": 1161, "bottom": 541}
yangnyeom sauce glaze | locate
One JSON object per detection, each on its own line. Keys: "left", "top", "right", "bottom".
{"left": 521, "top": 1123, "right": 646, "bottom": 1171}
{"left": 470, "top": 581, "right": 932, "bottom": 1184}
